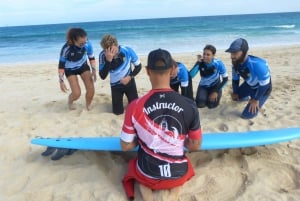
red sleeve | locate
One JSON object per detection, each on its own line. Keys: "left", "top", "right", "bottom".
{"left": 121, "top": 99, "right": 137, "bottom": 134}
{"left": 188, "top": 128, "right": 202, "bottom": 141}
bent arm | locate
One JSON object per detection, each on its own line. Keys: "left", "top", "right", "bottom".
{"left": 120, "top": 138, "right": 138, "bottom": 151}
{"left": 189, "top": 62, "right": 200, "bottom": 78}
{"left": 130, "top": 63, "right": 142, "bottom": 77}
{"left": 185, "top": 138, "right": 202, "bottom": 151}
{"left": 99, "top": 59, "right": 111, "bottom": 79}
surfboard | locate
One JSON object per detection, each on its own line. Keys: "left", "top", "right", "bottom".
{"left": 31, "top": 127, "right": 300, "bottom": 151}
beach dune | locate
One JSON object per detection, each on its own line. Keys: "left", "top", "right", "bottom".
{"left": 0, "top": 45, "right": 299, "bottom": 201}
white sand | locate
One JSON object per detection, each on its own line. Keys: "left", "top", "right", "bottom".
{"left": 0, "top": 45, "right": 299, "bottom": 201}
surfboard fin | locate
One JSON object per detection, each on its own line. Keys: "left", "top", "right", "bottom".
{"left": 41, "top": 147, "right": 56, "bottom": 156}
{"left": 51, "top": 148, "right": 69, "bottom": 160}
{"left": 41, "top": 147, "right": 77, "bottom": 160}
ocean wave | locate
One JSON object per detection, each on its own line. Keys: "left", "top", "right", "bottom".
{"left": 237, "top": 24, "right": 296, "bottom": 30}
{"left": 272, "top": 24, "right": 296, "bottom": 29}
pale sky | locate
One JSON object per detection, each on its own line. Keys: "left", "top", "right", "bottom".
{"left": 0, "top": 0, "right": 299, "bottom": 27}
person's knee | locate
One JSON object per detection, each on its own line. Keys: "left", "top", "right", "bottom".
{"left": 196, "top": 101, "right": 206, "bottom": 108}
{"left": 207, "top": 103, "right": 219, "bottom": 109}
{"left": 241, "top": 109, "right": 258, "bottom": 119}
{"left": 71, "top": 91, "right": 81, "bottom": 100}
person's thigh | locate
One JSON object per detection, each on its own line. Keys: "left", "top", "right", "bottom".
{"left": 67, "top": 75, "right": 81, "bottom": 97}
{"left": 124, "top": 80, "right": 138, "bottom": 103}
{"left": 195, "top": 85, "right": 208, "bottom": 107}
{"left": 80, "top": 70, "right": 94, "bottom": 94}
{"left": 237, "top": 82, "right": 255, "bottom": 100}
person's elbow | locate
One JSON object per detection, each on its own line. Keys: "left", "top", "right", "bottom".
{"left": 120, "top": 139, "right": 137, "bottom": 151}
{"left": 185, "top": 138, "right": 201, "bottom": 152}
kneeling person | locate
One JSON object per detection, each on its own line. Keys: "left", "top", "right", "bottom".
{"left": 120, "top": 49, "right": 202, "bottom": 201}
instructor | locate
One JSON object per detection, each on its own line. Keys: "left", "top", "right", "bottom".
{"left": 120, "top": 48, "right": 202, "bottom": 201}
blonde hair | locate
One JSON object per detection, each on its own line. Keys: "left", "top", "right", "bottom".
{"left": 100, "top": 34, "right": 118, "bottom": 49}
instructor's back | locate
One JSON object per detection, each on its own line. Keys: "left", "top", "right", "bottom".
{"left": 120, "top": 48, "right": 202, "bottom": 201}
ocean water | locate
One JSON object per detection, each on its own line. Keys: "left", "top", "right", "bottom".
{"left": 0, "top": 12, "right": 299, "bottom": 64}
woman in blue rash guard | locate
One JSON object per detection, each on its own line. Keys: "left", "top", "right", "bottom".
{"left": 58, "top": 28, "right": 97, "bottom": 110}
{"left": 190, "top": 44, "right": 228, "bottom": 109}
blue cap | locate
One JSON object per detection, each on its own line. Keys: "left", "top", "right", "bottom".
{"left": 225, "top": 38, "right": 249, "bottom": 53}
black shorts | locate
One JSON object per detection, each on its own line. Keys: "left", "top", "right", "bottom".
{"left": 65, "top": 62, "right": 91, "bottom": 77}
{"left": 137, "top": 147, "right": 188, "bottom": 179}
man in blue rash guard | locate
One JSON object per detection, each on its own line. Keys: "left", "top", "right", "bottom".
{"left": 225, "top": 38, "right": 272, "bottom": 119}
{"left": 170, "top": 60, "right": 194, "bottom": 100}
{"left": 99, "top": 34, "right": 142, "bottom": 115}
{"left": 190, "top": 44, "right": 228, "bottom": 109}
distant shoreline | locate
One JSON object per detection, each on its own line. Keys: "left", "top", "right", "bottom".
{"left": 1, "top": 44, "right": 300, "bottom": 66}
{"left": 1, "top": 11, "right": 299, "bottom": 28}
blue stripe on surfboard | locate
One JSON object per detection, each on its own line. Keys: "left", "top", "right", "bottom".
{"left": 31, "top": 127, "right": 300, "bottom": 151}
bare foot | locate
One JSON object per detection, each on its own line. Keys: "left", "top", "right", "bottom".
{"left": 68, "top": 97, "right": 76, "bottom": 110}
{"left": 86, "top": 104, "right": 92, "bottom": 111}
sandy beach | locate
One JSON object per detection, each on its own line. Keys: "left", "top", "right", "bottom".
{"left": 0, "top": 45, "right": 299, "bottom": 201}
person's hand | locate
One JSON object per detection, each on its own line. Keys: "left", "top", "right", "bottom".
{"left": 60, "top": 82, "right": 68, "bottom": 93}
{"left": 248, "top": 99, "right": 259, "bottom": 114}
{"left": 231, "top": 93, "right": 239, "bottom": 101}
{"left": 104, "top": 46, "right": 117, "bottom": 62}
{"left": 91, "top": 68, "right": 97, "bottom": 82}
{"left": 197, "top": 54, "right": 202, "bottom": 62}
{"left": 120, "top": 75, "right": 132, "bottom": 85}
{"left": 209, "top": 92, "right": 218, "bottom": 102}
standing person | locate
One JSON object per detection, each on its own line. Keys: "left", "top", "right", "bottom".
{"left": 99, "top": 34, "right": 141, "bottom": 115}
{"left": 225, "top": 38, "right": 272, "bottom": 119}
{"left": 120, "top": 49, "right": 202, "bottom": 201}
{"left": 58, "top": 27, "right": 97, "bottom": 110}
{"left": 190, "top": 44, "right": 228, "bottom": 109}
{"left": 170, "top": 60, "right": 194, "bottom": 100}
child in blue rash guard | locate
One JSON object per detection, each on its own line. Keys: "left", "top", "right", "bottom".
{"left": 225, "top": 38, "right": 272, "bottom": 119}
{"left": 58, "top": 27, "right": 97, "bottom": 110}
{"left": 99, "top": 34, "right": 142, "bottom": 115}
{"left": 170, "top": 60, "right": 194, "bottom": 100}
{"left": 190, "top": 44, "right": 228, "bottom": 109}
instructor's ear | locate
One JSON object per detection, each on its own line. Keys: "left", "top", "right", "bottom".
{"left": 169, "top": 66, "right": 176, "bottom": 76}
{"left": 146, "top": 66, "right": 150, "bottom": 76}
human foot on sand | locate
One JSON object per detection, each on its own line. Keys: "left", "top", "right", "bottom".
{"left": 68, "top": 96, "right": 76, "bottom": 110}
{"left": 86, "top": 104, "right": 92, "bottom": 111}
